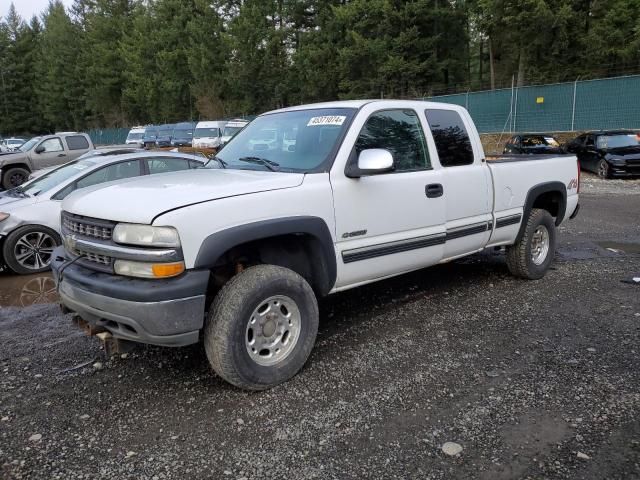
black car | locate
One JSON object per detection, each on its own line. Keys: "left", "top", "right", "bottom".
{"left": 503, "top": 134, "right": 564, "bottom": 155}
{"left": 565, "top": 130, "right": 640, "bottom": 178}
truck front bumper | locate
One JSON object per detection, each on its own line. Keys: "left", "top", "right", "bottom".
{"left": 51, "top": 248, "right": 209, "bottom": 347}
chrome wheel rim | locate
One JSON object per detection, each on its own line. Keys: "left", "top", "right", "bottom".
{"left": 245, "top": 295, "right": 301, "bottom": 366}
{"left": 598, "top": 161, "right": 608, "bottom": 178}
{"left": 531, "top": 225, "right": 550, "bottom": 265}
{"left": 13, "top": 231, "right": 56, "bottom": 270}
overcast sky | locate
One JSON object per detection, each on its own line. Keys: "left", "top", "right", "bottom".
{"left": 1, "top": 0, "right": 74, "bottom": 21}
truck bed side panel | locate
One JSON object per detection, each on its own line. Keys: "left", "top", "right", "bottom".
{"left": 487, "top": 155, "right": 579, "bottom": 247}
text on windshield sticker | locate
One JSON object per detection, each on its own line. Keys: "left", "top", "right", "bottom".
{"left": 307, "top": 116, "right": 346, "bottom": 127}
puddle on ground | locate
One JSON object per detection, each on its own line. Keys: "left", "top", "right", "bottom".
{"left": 0, "top": 272, "right": 58, "bottom": 308}
{"left": 595, "top": 241, "right": 640, "bottom": 254}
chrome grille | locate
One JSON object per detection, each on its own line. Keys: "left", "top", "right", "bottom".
{"left": 62, "top": 213, "right": 113, "bottom": 240}
{"left": 69, "top": 247, "right": 112, "bottom": 266}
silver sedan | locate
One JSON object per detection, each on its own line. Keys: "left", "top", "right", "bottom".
{"left": 0, "top": 151, "right": 209, "bottom": 275}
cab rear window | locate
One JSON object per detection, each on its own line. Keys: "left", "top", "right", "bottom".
{"left": 66, "top": 135, "right": 90, "bottom": 150}
{"left": 425, "top": 109, "right": 474, "bottom": 167}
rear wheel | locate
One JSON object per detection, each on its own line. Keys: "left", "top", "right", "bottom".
{"left": 204, "top": 265, "right": 319, "bottom": 390}
{"left": 506, "top": 208, "right": 556, "bottom": 280}
{"left": 597, "top": 159, "right": 610, "bottom": 179}
{"left": 2, "top": 167, "right": 30, "bottom": 190}
{"left": 2, "top": 225, "right": 61, "bottom": 275}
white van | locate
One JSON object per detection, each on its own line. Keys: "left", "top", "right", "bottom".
{"left": 193, "top": 121, "right": 227, "bottom": 149}
{"left": 220, "top": 119, "right": 249, "bottom": 146}
{"left": 125, "top": 126, "right": 146, "bottom": 146}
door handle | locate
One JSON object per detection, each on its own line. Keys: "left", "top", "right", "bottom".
{"left": 57, "top": 153, "right": 66, "bottom": 157}
{"left": 425, "top": 183, "right": 443, "bottom": 198}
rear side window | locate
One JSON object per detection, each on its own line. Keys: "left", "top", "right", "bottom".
{"left": 355, "top": 109, "right": 430, "bottom": 172}
{"left": 425, "top": 109, "right": 474, "bottom": 167}
{"left": 66, "top": 135, "right": 90, "bottom": 150}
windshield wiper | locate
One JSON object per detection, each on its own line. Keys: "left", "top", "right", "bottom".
{"left": 5, "top": 186, "right": 30, "bottom": 198}
{"left": 237, "top": 156, "right": 280, "bottom": 172}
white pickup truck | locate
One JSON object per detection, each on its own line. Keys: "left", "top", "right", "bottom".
{"left": 52, "top": 100, "right": 580, "bottom": 390}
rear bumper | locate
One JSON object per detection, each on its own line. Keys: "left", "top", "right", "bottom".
{"left": 52, "top": 248, "right": 209, "bottom": 347}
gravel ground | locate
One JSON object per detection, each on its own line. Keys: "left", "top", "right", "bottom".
{"left": 1, "top": 177, "right": 639, "bottom": 479}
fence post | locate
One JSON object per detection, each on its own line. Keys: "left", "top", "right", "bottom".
{"left": 571, "top": 78, "right": 578, "bottom": 131}
{"left": 509, "top": 75, "right": 514, "bottom": 133}
{"left": 465, "top": 90, "right": 469, "bottom": 111}
{"left": 513, "top": 85, "right": 518, "bottom": 132}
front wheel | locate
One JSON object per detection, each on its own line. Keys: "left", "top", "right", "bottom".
{"left": 204, "top": 265, "right": 319, "bottom": 390}
{"left": 597, "top": 159, "right": 611, "bottom": 179}
{"left": 505, "top": 208, "right": 557, "bottom": 280}
{"left": 2, "top": 167, "right": 30, "bottom": 190}
{"left": 2, "top": 225, "right": 61, "bottom": 275}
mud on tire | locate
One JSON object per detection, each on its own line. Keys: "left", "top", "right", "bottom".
{"left": 204, "top": 264, "right": 319, "bottom": 390}
{"left": 505, "top": 208, "right": 557, "bottom": 280}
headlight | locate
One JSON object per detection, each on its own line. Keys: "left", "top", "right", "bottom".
{"left": 0, "top": 212, "right": 9, "bottom": 222}
{"left": 114, "top": 260, "right": 185, "bottom": 278}
{"left": 112, "top": 224, "right": 180, "bottom": 247}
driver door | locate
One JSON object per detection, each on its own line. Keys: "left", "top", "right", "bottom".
{"left": 32, "top": 137, "right": 68, "bottom": 168}
{"left": 330, "top": 108, "right": 446, "bottom": 288}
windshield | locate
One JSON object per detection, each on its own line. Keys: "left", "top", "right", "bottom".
{"left": 127, "top": 132, "right": 144, "bottom": 141}
{"left": 195, "top": 127, "right": 220, "bottom": 137}
{"left": 19, "top": 159, "right": 98, "bottom": 196}
{"left": 522, "top": 136, "right": 559, "bottom": 147}
{"left": 159, "top": 129, "right": 173, "bottom": 136}
{"left": 19, "top": 137, "right": 41, "bottom": 152}
{"left": 597, "top": 134, "right": 640, "bottom": 149}
{"left": 173, "top": 129, "right": 193, "bottom": 137}
{"left": 223, "top": 126, "right": 244, "bottom": 137}
{"left": 216, "top": 108, "right": 355, "bottom": 173}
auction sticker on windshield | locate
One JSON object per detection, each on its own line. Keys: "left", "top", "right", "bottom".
{"left": 307, "top": 116, "right": 346, "bottom": 127}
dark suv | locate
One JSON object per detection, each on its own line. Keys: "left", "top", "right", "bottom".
{"left": 503, "top": 134, "right": 564, "bottom": 155}
{"left": 565, "top": 130, "right": 640, "bottom": 178}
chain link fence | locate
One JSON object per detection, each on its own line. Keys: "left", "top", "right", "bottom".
{"left": 425, "top": 74, "right": 640, "bottom": 134}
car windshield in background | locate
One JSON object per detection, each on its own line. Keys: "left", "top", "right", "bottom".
{"left": 20, "top": 159, "right": 98, "bottom": 196}
{"left": 597, "top": 134, "right": 640, "bottom": 149}
{"left": 195, "top": 128, "right": 219, "bottom": 137}
{"left": 223, "top": 126, "right": 243, "bottom": 137}
{"left": 127, "top": 133, "right": 144, "bottom": 140}
{"left": 522, "top": 136, "right": 559, "bottom": 147}
{"left": 19, "top": 137, "right": 40, "bottom": 152}
{"left": 174, "top": 129, "right": 193, "bottom": 137}
{"left": 216, "top": 108, "right": 355, "bottom": 173}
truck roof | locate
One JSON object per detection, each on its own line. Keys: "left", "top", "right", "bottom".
{"left": 265, "top": 99, "right": 466, "bottom": 115}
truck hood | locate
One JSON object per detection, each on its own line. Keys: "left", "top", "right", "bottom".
{"left": 62, "top": 169, "right": 305, "bottom": 224}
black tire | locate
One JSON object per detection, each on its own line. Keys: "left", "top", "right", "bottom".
{"left": 597, "top": 159, "right": 611, "bottom": 179}
{"left": 505, "top": 208, "right": 556, "bottom": 280}
{"left": 2, "top": 167, "right": 30, "bottom": 190}
{"left": 2, "top": 225, "right": 61, "bottom": 275}
{"left": 204, "top": 265, "right": 319, "bottom": 390}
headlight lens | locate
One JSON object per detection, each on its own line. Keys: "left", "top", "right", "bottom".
{"left": 114, "top": 260, "right": 185, "bottom": 278}
{"left": 0, "top": 212, "right": 9, "bottom": 222}
{"left": 112, "top": 224, "right": 180, "bottom": 247}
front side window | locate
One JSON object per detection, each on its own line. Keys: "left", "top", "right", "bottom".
{"left": 66, "top": 135, "right": 90, "bottom": 150}
{"left": 40, "top": 138, "right": 64, "bottom": 153}
{"left": 217, "top": 108, "right": 355, "bottom": 172}
{"left": 75, "top": 160, "right": 141, "bottom": 189}
{"left": 354, "top": 109, "right": 430, "bottom": 172}
{"left": 146, "top": 157, "right": 191, "bottom": 174}
{"left": 425, "top": 109, "right": 474, "bottom": 167}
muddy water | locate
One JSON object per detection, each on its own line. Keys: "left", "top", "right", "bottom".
{"left": 0, "top": 272, "right": 58, "bottom": 308}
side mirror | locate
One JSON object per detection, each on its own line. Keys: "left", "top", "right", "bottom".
{"left": 346, "top": 149, "right": 394, "bottom": 178}
{"left": 35, "top": 145, "right": 45, "bottom": 154}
